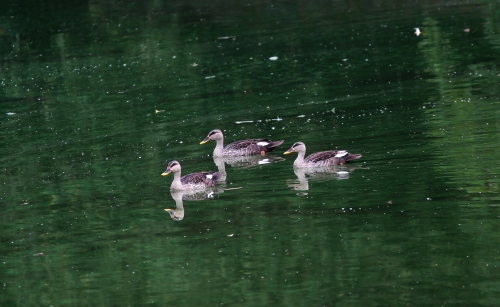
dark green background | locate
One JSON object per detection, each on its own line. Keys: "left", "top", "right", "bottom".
{"left": 1, "top": 0, "right": 500, "bottom": 306}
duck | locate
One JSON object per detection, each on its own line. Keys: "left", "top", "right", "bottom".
{"left": 284, "top": 142, "right": 362, "bottom": 167}
{"left": 161, "top": 160, "right": 222, "bottom": 191}
{"left": 200, "top": 129, "right": 284, "bottom": 157}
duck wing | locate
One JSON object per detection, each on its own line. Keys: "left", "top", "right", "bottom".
{"left": 305, "top": 150, "right": 361, "bottom": 166}
{"left": 225, "top": 139, "right": 284, "bottom": 155}
{"left": 181, "top": 171, "right": 222, "bottom": 186}
{"left": 304, "top": 151, "right": 340, "bottom": 164}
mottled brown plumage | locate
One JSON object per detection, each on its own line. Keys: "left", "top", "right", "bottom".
{"left": 284, "top": 142, "right": 361, "bottom": 167}
{"left": 161, "top": 160, "right": 222, "bottom": 190}
{"left": 200, "top": 129, "right": 284, "bottom": 157}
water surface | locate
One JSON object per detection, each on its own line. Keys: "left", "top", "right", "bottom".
{"left": 1, "top": 0, "right": 500, "bottom": 306}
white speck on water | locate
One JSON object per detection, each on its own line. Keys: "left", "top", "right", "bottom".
{"left": 6, "top": 112, "right": 15, "bottom": 115}
{"left": 269, "top": 56, "right": 278, "bottom": 61}
{"left": 297, "top": 114, "right": 305, "bottom": 118}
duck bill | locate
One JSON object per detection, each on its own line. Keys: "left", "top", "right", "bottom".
{"left": 284, "top": 149, "right": 295, "bottom": 155}
{"left": 161, "top": 168, "right": 172, "bottom": 176}
{"left": 164, "top": 208, "right": 175, "bottom": 218}
{"left": 200, "top": 137, "right": 210, "bottom": 145}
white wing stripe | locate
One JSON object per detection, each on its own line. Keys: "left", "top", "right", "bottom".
{"left": 335, "top": 151, "right": 348, "bottom": 158}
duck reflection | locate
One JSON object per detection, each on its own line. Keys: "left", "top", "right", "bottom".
{"left": 165, "top": 189, "right": 218, "bottom": 221}
{"left": 287, "top": 165, "right": 360, "bottom": 192}
{"left": 213, "top": 155, "right": 285, "bottom": 181}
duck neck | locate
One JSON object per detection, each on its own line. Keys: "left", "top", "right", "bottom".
{"left": 213, "top": 157, "right": 227, "bottom": 181}
{"left": 213, "top": 137, "right": 225, "bottom": 157}
{"left": 170, "top": 170, "right": 183, "bottom": 190}
{"left": 293, "top": 150, "right": 306, "bottom": 167}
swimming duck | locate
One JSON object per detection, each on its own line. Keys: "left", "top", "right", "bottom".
{"left": 284, "top": 142, "right": 362, "bottom": 167}
{"left": 200, "top": 129, "right": 284, "bottom": 157}
{"left": 161, "top": 160, "right": 222, "bottom": 190}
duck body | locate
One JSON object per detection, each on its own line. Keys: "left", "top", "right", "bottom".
{"left": 284, "top": 142, "right": 362, "bottom": 167}
{"left": 162, "top": 160, "right": 222, "bottom": 191}
{"left": 201, "top": 129, "right": 284, "bottom": 157}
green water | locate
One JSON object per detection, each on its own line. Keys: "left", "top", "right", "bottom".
{"left": 2, "top": 0, "right": 500, "bottom": 306}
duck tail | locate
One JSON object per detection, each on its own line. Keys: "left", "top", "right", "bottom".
{"left": 346, "top": 153, "right": 362, "bottom": 162}
{"left": 265, "top": 140, "right": 284, "bottom": 152}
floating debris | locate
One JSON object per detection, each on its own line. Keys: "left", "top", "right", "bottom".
{"left": 415, "top": 27, "right": 421, "bottom": 36}
{"left": 331, "top": 107, "right": 335, "bottom": 113}
{"left": 155, "top": 110, "right": 165, "bottom": 114}
{"left": 297, "top": 114, "right": 306, "bottom": 118}
{"left": 218, "top": 36, "right": 236, "bottom": 40}
{"left": 235, "top": 120, "right": 254, "bottom": 124}
{"left": 191, "top": 63, "right": 198, "bottom": 67}
{"left": 227, "top": 234, "right": 234, "bottom": 237}
{"left": 205, "top": 76, "right": 215, "bottom": 79}
{"left": 224, "top": 187, "right": 243, "bottom": 191}
{"left": 33, "top": 252, "right": 43, "bottom": 256}
{"left": 271, "top": 117, "right": 282, "bottom": 121}
{"left": 387, "top": 200, "right": 393, "bottom": 204}
{"left": 269, "top": 56, "right": 278, "bottom": 61}
{"left": 464, "top": 28, "right": 470, "bottom": 33}
{"left": 6, "top": 112, "right": 16, "bottom": 115}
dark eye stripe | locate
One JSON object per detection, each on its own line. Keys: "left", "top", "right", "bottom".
{"left": 209, "top": 131, "right": 217, "bottom": 136}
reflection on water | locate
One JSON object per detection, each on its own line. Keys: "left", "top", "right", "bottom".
{"left": 212, "top": 155, "right": 285, "bottom": 181}
{"left": 2, "top": 0, "right": 500, "bottom": 306}
{"left": 165, "top": 189, "right": 218, "bottom": 221}
{"left": 287, "top": 165, "right": 360, "bottom": 192}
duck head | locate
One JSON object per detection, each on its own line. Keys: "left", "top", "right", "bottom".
{"left": 284, "top": 142, "right": 306, "bottom": 154}
{"left": 161, "top": 160, "right": 181, "bottom": 176}
{"left": 200, "top": 129, "right": 223, "bottom": 144}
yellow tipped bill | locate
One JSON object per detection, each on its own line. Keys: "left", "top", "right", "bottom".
{"left": 200, "top": 137, "right": 210, "bottom": 145}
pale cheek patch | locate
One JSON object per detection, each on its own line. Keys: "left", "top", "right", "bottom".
{"left": 257, "top": 141, "right": 270, "bottom": 146}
